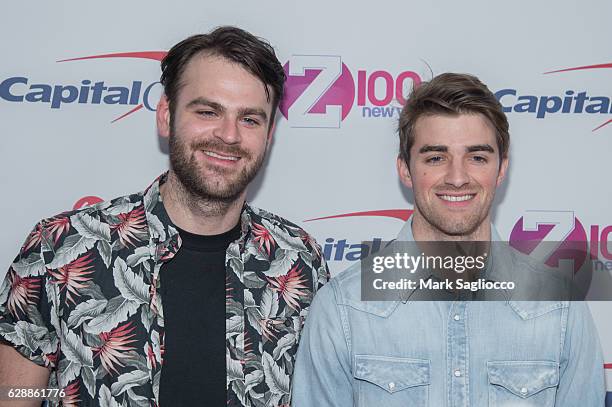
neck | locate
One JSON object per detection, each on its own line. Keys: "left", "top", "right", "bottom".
{"left": 411, "top": 213, "right": 492, "bottom": 242}
{"left": 160, "top": 171, "right": 244, "bottom": 235}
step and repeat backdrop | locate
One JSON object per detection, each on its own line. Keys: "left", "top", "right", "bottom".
{"left": 1, "top": 1, "right": 611, "bottom": 401}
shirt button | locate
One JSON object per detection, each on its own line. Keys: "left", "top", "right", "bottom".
{"left": 388, "top": 382, "right": 395, "bottom": 390}
{"left": 454, "top": 369, "right": 462, "bottom": 377}
{"left": 520, "top": 387, "right": 528, "bottom": 395}
{"left": 453, "top": 314, "right": 460, "bottom": 321}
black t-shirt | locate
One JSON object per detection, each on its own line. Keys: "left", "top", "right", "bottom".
{"left": 158, "top": 222, "right": 240, "bottom": 406}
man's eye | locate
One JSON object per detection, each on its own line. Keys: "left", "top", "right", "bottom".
{"left": 471, "top": 155, "right": 488, "bottom": 163}
{"left": 197, "top": 110, "right": 216, "bottom": 117}
{"left": 426, "top": 156, "right": 444, "bottom": 164}
{"left": 242, "top": 117, "right": 260, "bottom": 126}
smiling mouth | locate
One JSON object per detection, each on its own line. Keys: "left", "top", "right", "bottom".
{"left": 203, "top": 150, "right": 240, "bottom": 161}
{"left": 437, "top": 194, "right": 475, "bottom": 202}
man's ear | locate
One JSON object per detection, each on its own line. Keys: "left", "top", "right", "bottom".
{"left": 156, "top": 95, "right": 171, "bottom": 139}
{"left": 496, "top": 156, "right": 509, "bottom": 187}
{"left": 397, "top": 157, "right": 413, "bottom": 188}
{"left": 266, "top": 120, "right": 275, "bottom": 148}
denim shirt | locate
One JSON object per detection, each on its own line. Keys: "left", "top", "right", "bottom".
{"left": 292, "top": 221, "right": 605, "bottom": 406}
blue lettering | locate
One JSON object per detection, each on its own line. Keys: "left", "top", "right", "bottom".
{"left": 322, "top": 237, "right": 386, "bottom": 262}
{"left": 333, "top": 239, "right": 349, "bottom": 261}
{"left": 0, "top": 77, "right": 27, "bottom": 102}
{"left": 143, "top": 81, "right": 161, "bottom": 111}
{"left": 323, "top": 238, "right": 334, "bottom": 261}
{"left": 346, "top": 244, "right": 368, "bottom": 261}
{"left": 381, "top": 106, "right": 395, "bottom": 118}
{"left": 25, "top": 84, "right": 51, "bottom": 103}
{"left": 371, "top": 238, "right": 382, "bottom": 255}
{"left": 371, "top": 107, "right": 381, "bottom": 118}
{"left": 494, "top": 89, "right": 515, "bottom": 113}
{"left": 51, "top": 85, "right": 78, "bottom": 109}
{"left": 562, "top": 90, "right": 574, "bottom": 113}
{"left": 0, "top": 77, "right": 161, "bottom": 112}
{"left": 514, "top": 95, "right": 537, "bottom": 113}
{"left": 574, "top": 92, "right": 588, "bottom": 113}
{"left": 103, "top": 87, "right": 130, "bottom": 104}
{"left": 91, "top": 82, "right": 107, "bottom": 104}
{"left": 585, "top": 97, "right": 610, "bottom": 114}
{"left": 129, "top": 81, "right": 142, "bottom": 105}
{"left": 536, "top": 96, "right": 562, "bottom": 118}
{"left": 78, "top": 80, "right": 91, "bottom": 104}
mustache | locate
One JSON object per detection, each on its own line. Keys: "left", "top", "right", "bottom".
{"left": 191, "top": 140, "right": 250, "bottom": 158}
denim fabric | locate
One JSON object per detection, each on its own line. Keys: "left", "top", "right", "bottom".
{"left": 292, "top": 222, "right": 605, "bottom": 406}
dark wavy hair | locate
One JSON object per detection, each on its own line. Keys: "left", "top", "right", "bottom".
{"left": 160, "top": 26, "right": 286, "bottom": 124}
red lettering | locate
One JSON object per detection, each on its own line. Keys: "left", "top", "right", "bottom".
{"left": 367, "top": 71, "right": 393, "bottom": 106}
{"left": 395, "top": 71, "right": 421, "bottom": 105}
{"left": 590, "top": 225, "right": 599, "bottom": 259}
{"left": 600, "top": 226, "right": 612, "bottom": 260}
{"left": 357, "top": 70, "right": 367, "bottom": 106}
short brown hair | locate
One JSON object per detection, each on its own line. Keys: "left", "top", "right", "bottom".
{"left": 398, "top": 73, "right": 509, "bottom": 167}
{"left": 160, "top": 26, "right": 286, "bottom": 125}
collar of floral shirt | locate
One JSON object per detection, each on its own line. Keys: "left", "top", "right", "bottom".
{"left": 142, "top": 172, "right": 253, "bottom": 264}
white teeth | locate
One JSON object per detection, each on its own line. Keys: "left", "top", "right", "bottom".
{"left": 439, "top": 194, "right": 474, "bottom": 202}
{"left": 204, "top": 151, "right": 239, "bottom": 161}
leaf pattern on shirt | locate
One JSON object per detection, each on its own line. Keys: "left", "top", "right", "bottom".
{"left": 0, "top": 173, "right": 329, "bottom": 406}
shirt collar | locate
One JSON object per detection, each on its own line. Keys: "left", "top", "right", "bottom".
{"left": 393, "top": 219, "right": 512, "bottom": 302}
{"left": 143, "top": 172, "right": 253, "bottom": 264}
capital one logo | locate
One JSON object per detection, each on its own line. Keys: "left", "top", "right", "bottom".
{"left": 496, "top": 62, "right": 612, "bottom": 132}
{"left": 509, "top": 210, "right": 589, "bottom": 272}
{"left": 304, "top": 209, "right": 413, "bottom": 263}
{"left": 279, "top": 55, "right": 424, "bottom": 128}
{"left": 0, "top": 52, "right": 165, "bottom": 123}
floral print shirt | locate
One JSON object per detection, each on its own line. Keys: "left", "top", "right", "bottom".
{"left": 0, "top": 173, "right": 329, "bottom": 406}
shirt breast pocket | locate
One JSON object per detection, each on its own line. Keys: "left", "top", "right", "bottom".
{"left": 487, "top": 361, "right": 559, "bottom": 406}
{"left": 354, "top": 355, "right": 430, "bottom": 407}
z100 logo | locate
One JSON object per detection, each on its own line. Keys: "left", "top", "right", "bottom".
{"left": 279, "top": 55, "right": 428, "bottom": 128}
{"left": 509, "top": 210, "right": 612, "bottom": 272}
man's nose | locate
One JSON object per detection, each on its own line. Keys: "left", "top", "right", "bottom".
{"left": 444, "top": 160, "right": 470, "bottom": 188}
{"left": 214, "top": 116, "right": 241, "bottom": 144}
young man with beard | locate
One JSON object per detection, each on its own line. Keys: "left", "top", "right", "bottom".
{"left": 0, "top": 26, "right": 328, "bottom": 406}
{"left": 292, "top": 73, "right": 604, "bottom": 406}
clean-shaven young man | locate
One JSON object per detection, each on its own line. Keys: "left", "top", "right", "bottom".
{"left": 292, "top": 73, "right": 604, "bottom": 406}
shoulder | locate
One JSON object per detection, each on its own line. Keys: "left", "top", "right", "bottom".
{"left": 17, "top": 189, "right": 150, "bottom": 271}
{"left": 246, "top": 204, "right": 322, "bottom": 255}
{"left": 39, "top": 189, "right": 147, "bottom": 228}
{"left": 499, "top": 243, "right": 574, "bottom": 302}
{"left": 323, "top": 262, "right": 399, "bottom": 317}
{"left": 507, "top": 247, "right": 563, "bottom": 283}
{"left": 45, "top": 189, "right": 148, "bottom": 235}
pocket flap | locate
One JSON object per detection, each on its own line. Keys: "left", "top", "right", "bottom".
{"left": 487, "top": 361, "right": 559, "bottom": 398}
{"left": 354, "top": 355, "right": 430, "bottom": 393}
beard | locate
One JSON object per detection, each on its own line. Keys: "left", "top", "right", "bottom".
{"left": 168, "top": 128, "right": 267, "bottom": 204}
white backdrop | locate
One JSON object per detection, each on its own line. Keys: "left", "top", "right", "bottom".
{"left": 1, "top": 1, "right": 611, "bottom": 400}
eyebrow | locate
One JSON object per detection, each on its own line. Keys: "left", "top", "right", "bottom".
{"left": 466, "top": 144, "right": 495, "bottom": 153}
{"left": 186, "top": 97, "right": 268, "bottom": 122}
{"left": 238, "top": 107, "right": 268, "bottom": 122}
{"left": 419, "top": 145, "right": 447, "bottom": 154}
{"left": 186, "top": 97, "right": 223, "bottom": 111}
{"left": 418, "top": 144, "right": 496, "bottom": 154}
